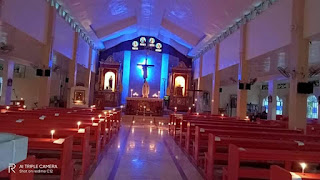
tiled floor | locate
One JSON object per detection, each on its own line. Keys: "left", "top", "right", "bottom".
{"left": 90, "top": 121, "right": 203, "bottom": 180}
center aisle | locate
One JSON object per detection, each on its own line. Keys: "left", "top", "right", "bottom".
{"left": 90, "top": 121, "right": 203, "bottom": 180}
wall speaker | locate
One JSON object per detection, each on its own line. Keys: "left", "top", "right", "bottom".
{"left": 239, "top": 83, "right": 244, "bottom": 90}
{"left": 65, "top": 78, "right": 69, "bottom": 83}
{"left": 36, "top": 69, "right": 43, "bottom": 76}
{"left": 219, "top": 88, "right": 222, "bottom": 93}
{"left": 45, "top": 69, "right": 51, "bottom": 77}
{"left": 297, "top": 82, "right": 313, "bottom": 94}
{"left": 245, "top": 83, "right": 251, "bottom": 90}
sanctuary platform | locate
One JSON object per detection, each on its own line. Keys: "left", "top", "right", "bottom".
{"left": 125, "top": 97, "right": 164, "bottom": 116}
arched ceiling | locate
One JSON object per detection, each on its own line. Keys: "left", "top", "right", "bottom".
{"left": 57, "top": 0, "right": 262, "bottom": 57}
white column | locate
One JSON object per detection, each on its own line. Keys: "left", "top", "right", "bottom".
{"left": 68, "top": 32, "right": 79, "bottom": 88}
{"left": 84, "top": 48, "right": 92, "bottom": 88}
{"left": 288, "top": 0, "right": 309, "bottom": 131}
{"left": 67, "top": 32, "right": 79, "bottom": 108}
{"left": 236, "top": 24, "right": 249, "bottom": 119}
{"left": 196, "top": 55, "right": 203, "bottom": 112}
{"left": 38, "top": 5, "right": 56, "bottom": 107}
{"left": 267, "top": 80, "right": 277, "bottom": 120}
{"left": 0, "top": 60, "right": 14, "bottom": 105}
{"left": 211, "top": 44, "right": 220, "bottom": 114}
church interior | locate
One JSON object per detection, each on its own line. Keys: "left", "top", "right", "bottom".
{"left": 1, "top": 0, "right": 320, "bottom": 179}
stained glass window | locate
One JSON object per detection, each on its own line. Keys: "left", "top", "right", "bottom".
{"left": 307, "top": 95, "right": 318, "bottom": 119}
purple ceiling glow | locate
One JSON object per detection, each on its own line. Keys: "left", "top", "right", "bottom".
{"left": 59, "top": 0, "right": 262, "bottom": 56}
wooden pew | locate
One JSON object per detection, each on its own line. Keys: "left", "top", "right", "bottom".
{"left": 270, "top": 165, "right": 320, "bottom": 180}
{"left": 205, "top": 133, "right": 320, "bottom": 179}
{"left": 223, "top": 144, "right": 320, "bottom": 180}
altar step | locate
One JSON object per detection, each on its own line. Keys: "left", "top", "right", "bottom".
{"left": 122, "top": 115, "right": 169, "bottom": 125}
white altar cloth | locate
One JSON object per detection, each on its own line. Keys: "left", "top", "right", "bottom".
{"left": 0, "top": 133, "right": 28, "bottom": 172}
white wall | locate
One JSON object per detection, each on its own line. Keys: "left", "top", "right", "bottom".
{"left": 53, "top": 15, "right": 75, "bottom": 59}
{"left": 202, "top": 48, "right": 215, "bottom": 76}
{"left": 246, "top": 0, "right": 292, "bottom": 60}
{"left": 193, "top": 58, "right": 200, "bottom": 79}
{"left": 12, "top": 66, "right": 40, "bottom": 109}
{"left": 219, "top": 30, "right": 240, "bottom": 70}
{"left": 3, "top": 0, "right": 48, "bottom": 43}
{"left": 77, "top": 38, "right": 90, "bottom": 68}
{"left": 304, "top": 0, "right": 320, "bottom": 38}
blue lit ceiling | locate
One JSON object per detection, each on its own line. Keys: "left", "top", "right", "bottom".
{"left": 57, "top": 0, "right": 262, "bottom": 57}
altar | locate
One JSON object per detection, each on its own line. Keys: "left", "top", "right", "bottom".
{"left": 125, "top": 97, "right": 163, "bottom": 116}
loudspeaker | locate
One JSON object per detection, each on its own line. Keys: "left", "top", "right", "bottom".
{"left": 65, "top": 78, "right": 69, "bottom": 83}
{"left": 239, "top": 83, "right": 244, "bottom": 90}
{"left": 297, "top": 82, "right": 313, "bottom": 94}
{"left": 245, "top": 83, "right": 251, "bottom": 90}
{"left": 219, "top": 88, "right": 222, "bottom": 93}
{"left": 36, "top": 69, "right": 43, "bottom": 76}
{"left": 45, "top": 69, "right": 51, "bottom": 77}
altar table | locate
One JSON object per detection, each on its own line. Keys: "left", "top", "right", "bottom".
{"left": 125, "top": 97, "right": 163, "bottom": 116}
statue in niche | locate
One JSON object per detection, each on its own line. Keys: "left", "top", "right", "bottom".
{"left": 142, "top": 80, "right": 150, "bottom": 98}
{"left": 108, "top": 76, "right": 113, "bottom": 90}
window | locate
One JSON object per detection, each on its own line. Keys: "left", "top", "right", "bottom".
{"left": 276, "top": 96, "right": 283, "bottom": 115}
{"left": 262, "top": 97, "right": 268, "bottom": 113}
{"left": 307, "top": 95, "right": 318, "bottom": 119}
{"left": 262, "top": 96, "right": 283, "bottom": 115}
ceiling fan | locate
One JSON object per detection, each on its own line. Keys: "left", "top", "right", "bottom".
{"left": 0, "top": 42, "right": 14, "bottom": 54}
{"left": 278, "top": 66, "right": 320, "bottom": 78}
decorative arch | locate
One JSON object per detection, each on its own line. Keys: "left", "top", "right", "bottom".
{"left": 104, "top": 71, "right": 116, "bottom": 92}
{"left": 307, "top": 95, "right": 318, "bottom": 118}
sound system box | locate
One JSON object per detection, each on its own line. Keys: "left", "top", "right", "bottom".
{"left": 239, "top": 83, "right": 244, "bottom": 90}
{"left": 297, "top": 82, "right": 313, "bottom": 94}
{"left": 45, "top": 69, "right": 51, "bottom": 77}
{"left": 36, "top": 69, "right": 43, "bottom": 76}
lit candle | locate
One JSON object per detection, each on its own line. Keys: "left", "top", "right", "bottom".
{"left": 158, "top": 91, "right": 160, "bottom": 98}
{"left": 132, "top": 120, "right": 135, "bottom": 124}
{"left": 77, "top": 121, "right": 81, "bottom": 129}
{"left": 131, "top": 89, "right": 133, "bottom": 97}
{"left": 104, "top": 111, "right": 107, "bottom": 116}
{"left": 50, "top": 130, "right": 55, "bottom": 140}
{"left": 188, "top": 107, "right": 191, "bottom": 110}
{"left": 300, "top": 162, "right": 307, "bottom": 174}
{"left": 195, "top": 98, "right": 198, "bottom": 102}
{"left": 98, "top": 114, "right": 101, "bottom": 119}
{"left": 113, "top": 108, "right": 116, "bottom": 111}
{"left": 16, "top": 102, "right": 20, "bottom": 106}
{"left": 150, "top": 120, "right": 153, "bottom": 124}
{"left": 196, "top": 112, "right": 199, "bottom": 116}
{"left": 91, "top": 117, "right": 94, "bottom": 123}
{"left": 23, "top": 105, "right": 27, "bottom": 109}
{"left": 6, "top": 106, "right": 9, "bottom": 110}
{"left": 221, "top": 113, "right": 224, "bottom": 117}
{"left": 120, "top": 105, "right": 124, "bottom": 109}
{"left": 21, "top": 98, "right": 24, "bottom": 100}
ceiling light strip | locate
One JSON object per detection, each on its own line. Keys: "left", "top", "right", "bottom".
{"left": 45, "top": 0, "right": 97, "bottom": 50}
{"left": 193, "top": 0, "right": 278, "bottom": 60}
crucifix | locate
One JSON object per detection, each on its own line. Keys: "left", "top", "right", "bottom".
{"left": 187, "top": 82, "right": 203, "bottom": 104}
{"left": 137, "top": 58, "right": 154, "bottom": 80}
